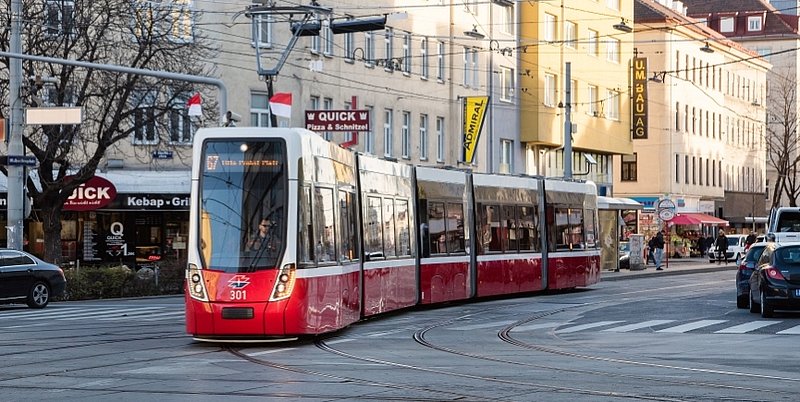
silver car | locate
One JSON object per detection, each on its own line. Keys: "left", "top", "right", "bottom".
{"left": 0, "top": 249, "right": 67, "bottom": 308}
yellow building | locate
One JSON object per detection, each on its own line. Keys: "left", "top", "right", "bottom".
{"left": 519, "top": 0, "right": 634, "bottom": 195}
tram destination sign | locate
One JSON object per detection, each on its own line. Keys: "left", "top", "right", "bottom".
{"left": 305, "top": 109, "right": 370, "bottom": 132}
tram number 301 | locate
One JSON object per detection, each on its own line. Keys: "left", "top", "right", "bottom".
{"left": 230, "top": 290, "right": 247, "bottom": 301}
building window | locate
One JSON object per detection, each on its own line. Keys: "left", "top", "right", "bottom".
{"left": 384, "top": 28, "right": 394, "bottom": 68}
{"left": 605, "top": 90, "right": 619, "bottom": 120}
{"left": 169, "top": 0, "right": 193, "bottom": 43}
{"left": 384, "top": 108, "right": 393, "bottom": 157}
{"left": 565, "top": 21, "right": 577, "bottom": 49}
{"left": 675, "top": 154, "right": 680, "bottom": 183}
{"left": 401, "top": 111, "right": 410, "bottom": 159}
{"left": 692, "top": 157, "right": 697, "bottom": 185}
{"left": 463, "top": 47, "right": 470, "bottom": 86}
{"left": 500, "top": 3, "right": 513, "bottom": 35}
{"left": 323, "top": 97, "right": 333, "bottom": 140}
{"left": 252, "top": 14, "right": 273, "bottom": 48}
{"left": 621, "top": 153, "right": 637, "bottom": 181}
{"left": 685, "top": 155, "right": 689, "bottom": 184}
{"left": 402, "top": 33, "right": 411, "bottom": 73}
{"left": 310, "top": 18, "right": 320, "bottom": 53}
{"left": 544, "top": 13, "right": 557, "bottom": 42}
{"left": 437, "top": 41, "right": 445, "bottom": 82}
{"left": 250, "top": 92, "right": 270, "bottom": 127}
{"left": 343, "top": 18, "right": 354, "bottom": 61}
{"left": 420, "top": 37, "right": 429, "bottom": 79}
{"left": 720, "top": 16, "right": 735, "bottom": 33}
{"left": 675, "top": 102, "right": 680, "bottom": 131}
{"left": 587, "top": 84, "right": 598, "bottom": 116}
{"left": 606, "top": 38, "right": 620, "bottom": 63}
{"left": 309, "top": 95, "right": 320, "bottom": 130}
{"left": 169, "top": 94, "right": 195, "bottom": 144}
{"left": 365, "top": 32, "right": 375, "bottom": 66}
{"left": 365, "top": 105, "right": 375, "bottom": 154}
{"left": 587, "top": 29, "right": 598, "bottom": 56}
{"left": 544, "top": 74, "right": 557, "bottom": 107}
{"left": 500, "top": 67, "right": 514, "bottom": 101}
{"left": 748, "top": 16, "right": 762, "bottom": 31}
{"left": 699, "top": 157, "right": 703, "bottom": 185}
{"left": 436, "top": 116, "right": 445, "bottom": 162}
{"left": 45, "top": 0, "right": 75, "bottom": 37}
{"left": 322, "top": 21, "right": 333, "bottom": 56}
{"left": 471, "top": 49, "right": 479, "bottom": 88}
{"left": 500, "top": 140, "right": 513, "bottom": 173}
{"left": 606, "top": 0, "right": 620, "bottom": 10}
{"left": 132, "top": 90, "right": 158, "bottom": 145}
{"left": 420, "top": 114, "right": 428, "bottom": 161}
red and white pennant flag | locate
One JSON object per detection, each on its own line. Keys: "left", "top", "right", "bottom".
{"left": 187, "top": 93, "right": 202, "bottom": 117}
{"left": 269, "top": 92, "right": 292, "bottom": 118}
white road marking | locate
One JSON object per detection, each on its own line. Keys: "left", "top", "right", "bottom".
{"left": 602, "top": 320, "right": 675, "bottom": 332}
{"left": 657, "top": 320, "right": 727, "bottom": 333}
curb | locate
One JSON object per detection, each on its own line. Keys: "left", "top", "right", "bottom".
{"left": 600, "top": 264, "right": 737, "bottom": 282}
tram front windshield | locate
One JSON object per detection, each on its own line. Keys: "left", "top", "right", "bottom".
{"left": 199, "top": 139, "right": 286, "bottom": 273}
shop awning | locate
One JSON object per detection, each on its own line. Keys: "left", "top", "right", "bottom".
{"left": 669, "top": 213, "right": 729, "bottom": 226}
{"left": 597, "top": 196, "right": 643, "bottom": 210}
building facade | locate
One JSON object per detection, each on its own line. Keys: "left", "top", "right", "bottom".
{"left": 615, "top": 0, "right": 770, "bottom": 236}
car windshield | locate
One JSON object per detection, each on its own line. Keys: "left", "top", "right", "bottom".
{"left": 727, "top": 237, "right": 740, "bottom": 246}
{"left": 619, "top": 242, "right": 629, "bottom": 252}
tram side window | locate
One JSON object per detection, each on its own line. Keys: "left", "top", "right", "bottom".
{"left": 502, "top": 205, "right": 516, "bottom": 253}
{"left": 517, "top": 206, "right": 540, "bottom": 252}
{"left": 298, "top": 185, "right": 314, "bottom": 265}
{"left": 477, "top": 204, "right": 503, "bottom": 253}
{"left": 428, "top": 202, "right": 446, "bottom": 255}
{"left": 313, "top": 187, "right": 337, "bottom": 263}
{"left": 446, "top": 202, "right": 465, "bottom": 254}
{"left": 554, "top": 207, "right": 571, "bottom": 251}
{"left": 584, "top": 208, "right": 597, "bottom": 249}
{"left": 339, "top": 190, "right": 358, "bottom": 261}
{"left": 396, "top": 199, "right": 412, "bottom": 257}
{"left": 568, "top": 208, "right": 585, "bottom": 249}
{"left": 365, "top": 196, "right": 384, "bottom": 259}
{"left": 383, "top": 198, "right": 397, "bottom": 258}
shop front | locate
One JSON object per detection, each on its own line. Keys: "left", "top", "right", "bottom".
{"left": 22, "top": 171, "right": 190, "bottom": 269}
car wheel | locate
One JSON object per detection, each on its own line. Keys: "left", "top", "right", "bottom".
{"left": 736, "top": 294, "right": 748, "bottom": 309}
{"left": 749, "top": 290, "right": 759, "bottom": 313}
{"left": 760, "top": 290, "right": 774, "bottom": 318}
{"left": 26, "top": 281, "right": 50, "bottom": 309}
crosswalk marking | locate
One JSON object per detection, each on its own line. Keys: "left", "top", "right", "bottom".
{"left": 0, "top": 307, "right": 84, "bottom": 319}
{"left": 777, "top": 325, "right": 800, "bottom": 335}
{"left": 20, "top": 308, "right": 132, "bottom": 320}
{"left": 0, "top": 306, "right": 183, "bottom": 323}
{"left": 556, "top": 321, "right": 624, "bottom": 334}
{"left": 714, "top": 321, "right": 781, "bottom": 334}
{"left": 602, "top": 320, "right": 675, "bottom": 333}
{"left": 656, "top": 320, "right": 728, "bottom": 333}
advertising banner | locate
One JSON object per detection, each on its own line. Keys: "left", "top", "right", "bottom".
{"left": 462, "top": 96, "right": 489, "bottom": 164}
{"left": 632, "top": 57, "right": 648, "bottom": 139}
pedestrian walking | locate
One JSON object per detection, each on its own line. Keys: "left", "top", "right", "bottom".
{"left": 714, "top": 229, "right": 729, "bottom": 265}
{"left": 653, "top": 231, "right": 666, "bottom": 270}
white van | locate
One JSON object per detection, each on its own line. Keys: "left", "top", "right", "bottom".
{"left": 708, "top": 234, "right": 747, "bottom": 264}
{"left": 767, "top": 207, "right": 800, "bottom": 243}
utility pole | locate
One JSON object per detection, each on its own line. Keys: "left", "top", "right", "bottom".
{"left": 7, "top": 0, "right": 25, "bottom": 250}
{"left": 564, "top": 62, "right": 573, "bottom": 179}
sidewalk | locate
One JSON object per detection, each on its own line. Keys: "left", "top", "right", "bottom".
{"left": 601, "top": 256, "right": 738, "bottom": 282}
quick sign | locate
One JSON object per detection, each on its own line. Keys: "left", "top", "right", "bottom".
{"left": 632, "top": 57, "right": 648, "bottom": 140}
{"left": 63, "top": 176, "right": 117, "bottom": 211}
{"left": 305, "top": 109, "right": 370, "bottom": 132}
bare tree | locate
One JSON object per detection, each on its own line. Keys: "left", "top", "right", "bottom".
{"left": 0, "top": 0, "right": 218, "bottom": 263}
{"left": 766, "top": 70, "right": 800, "bottom": 209}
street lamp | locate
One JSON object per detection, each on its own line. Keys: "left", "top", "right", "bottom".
{"left": 464, "top": 25, "right": 485, "bottom": 39}
{"left": 700, "top": 42, "right": 714, "bottom": 53}
{"left": 613, "top": 18, "right": 633, "bottom": 33}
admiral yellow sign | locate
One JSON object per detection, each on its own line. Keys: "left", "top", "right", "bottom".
{"left": 632, "top": 57, "right": 648, "bottom": 139}
{"left": 462, "top": 96, "right": 489, "bottom": 164}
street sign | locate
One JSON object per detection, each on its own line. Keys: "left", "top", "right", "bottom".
{"left": 152, "top": 150, "right": 174, "bottom": 159}
{"left": 657, "top": 198, "right": 676, "bottom": 222}
{"left": 1, "top": 155, "right": 38, "bottom": 166}
{"left": 305, "top": 109, "right": 370, "bottom": 132}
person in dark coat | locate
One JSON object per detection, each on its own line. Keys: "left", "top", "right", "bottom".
{"left": 714, "top": 229, "right": 729, "bottom": 265}
{"left": 653, "top": 231, "right": 666, "bottom": 270}
{"left": 698, "top": 235, "right": 707, "bottom": 257}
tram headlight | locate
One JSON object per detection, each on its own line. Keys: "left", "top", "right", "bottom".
{"left": 186, "top": 263, "right": 208, "bottom": 301}
{"left": 270, "top": 263, "right": 296, "bottom": 301}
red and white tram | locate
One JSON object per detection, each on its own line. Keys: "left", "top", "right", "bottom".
{"left": 185, "top": 128, "right": 600, "bottom": 341}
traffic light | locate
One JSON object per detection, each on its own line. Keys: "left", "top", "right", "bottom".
{"left": 331, "top": 16, "right": 386, "bottom": 34}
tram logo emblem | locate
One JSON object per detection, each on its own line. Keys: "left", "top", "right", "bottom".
{"left": 227, "top": 275, "right": 251, "bottom": 289}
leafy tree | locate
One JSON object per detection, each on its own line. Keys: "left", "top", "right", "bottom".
{"left": 766, "top": 69, "right": 799, "bottom": 209}
{"left": 0, "top": 0, "right": 218, "bottom": 263}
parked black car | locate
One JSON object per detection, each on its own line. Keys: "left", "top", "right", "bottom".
{"left": 736, "top": 242, "right": 768, "bottom": 308}
{"left": 618, "top": 241, "right": 630, "bottom": 270}
{"left": 748, "top": 243, "right": 800, "bottom": 318}
{"left": 0, "top": 249, "right": 66, "bottom": 308}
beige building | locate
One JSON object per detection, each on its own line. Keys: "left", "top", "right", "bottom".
{"left": 681, "top": 0, "right": 800, "bottom": 215}
{"left": 615, "top": 0, "right": 770, "bottom": 234}
{"left": 519, "top": 0, "right": 634, "bottom": 195}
